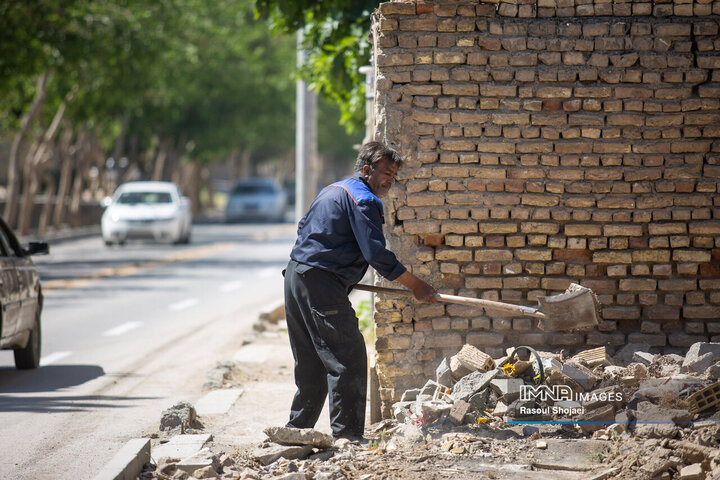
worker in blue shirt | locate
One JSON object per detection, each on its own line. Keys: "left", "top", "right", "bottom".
{"left": 284, "top": 141, "right": 437, "bottom": 442}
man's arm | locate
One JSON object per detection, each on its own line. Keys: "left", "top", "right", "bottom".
{"left": 396, "top": 271, "right": 437, "bottom": 304}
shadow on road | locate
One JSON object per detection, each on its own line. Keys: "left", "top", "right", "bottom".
{"left": 0, "top": 364, "right": 158, "bottom": 413}
{"left": 0, "top": 364, "right": 104, "bottom": 393}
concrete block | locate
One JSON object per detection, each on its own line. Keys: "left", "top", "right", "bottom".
{"left": 561, "top": 362, "right": 599, "bottom": 391}
{"left": 449, "top": 400, "right": 471, "bottom": 425}
{"left": 93, "top": 438, "right": 150, "bottom": 480}
{"left": 490, "top": 378, "right": 524, "bottom": 402}
{"left": 451, "top": 369, "right": 500, "bottom": 402}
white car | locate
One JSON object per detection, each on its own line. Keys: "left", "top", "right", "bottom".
{"left": 101, "top": 181, "right": 192, "bottom": 246}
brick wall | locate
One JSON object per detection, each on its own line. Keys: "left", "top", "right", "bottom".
{"left": 371, "top": 0, "right": 720, "bottom": 416}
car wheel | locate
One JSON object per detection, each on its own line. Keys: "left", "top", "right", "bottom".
{"left": 14, "top": 308, "right": 42, "bottom": 370}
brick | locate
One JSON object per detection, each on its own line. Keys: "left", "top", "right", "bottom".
{"left": 619, "top": 279, "right": 657, "bottom": 292}
{"left": 594, "top": 251, "right": 632, "bottom": 264}
{"left": 425, "top": 333, "right": 463, "bottom": 349}
{"left": 603, "top": 225, "right": 643, "bottom": 237}
{"left": 412, "top": 110, "right": 450, "bottom": 124}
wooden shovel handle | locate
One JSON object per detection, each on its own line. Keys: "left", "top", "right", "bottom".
{"left": 354, "top": 284, "right": 546, "bottom": 319}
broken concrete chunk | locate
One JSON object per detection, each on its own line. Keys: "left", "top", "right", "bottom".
{"left": 576, "top": 404, "right": 615, "bottom": 434}
{"left": 400, "top": 388, "right": 420, "bottom": 402}
{"left": 386, "top": 424, "right": 425, "bottom": 451}
{"left": 176, "top": 448, "right": 220, "bottom": 475}
{"left": 633, "top": 351, "right": 656, "bottom": 366}
{"left": 252, "top": 443, "right": 314, "bottom": 466}
{"left": 682, "top": 342, "right": 720, "bottom": 369}
{"left": 160, "top": 402, "right": 203, "bottom": 433}
{"left": 684, "top": 351, "right": 720, "bottom": 374}
{"left": 417, "top": 400, "right": 451, "bottom": 425}
{"left": 435, "top": 357, "right": 453, "bottom": 387}
{"left": 391, "top": 401, "right": 413, "bottom": 423}
{"left": 627, "top": 362, "right": 648, "bottom": 380}
{"left": 614, "top": 343, "right": 651, "bottom": 366}
{"left": 263, "top": 426, "right": 333, "bottom": 448}
{"left": 492, "top": 401, "right": 509, "bottom": 416}
{"left": 192, "top": 465, "right": 219, "bottom": 479}
{"left": 633, "top": 402, "right": 693, "bottom": 439}
{"left": 679, "top": 463, "right": 703, "bottom": 480}
{"left": 451, "top": 369, "right": 500, "bottom": 402}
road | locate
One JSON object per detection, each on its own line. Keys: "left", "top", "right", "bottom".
{"left": 0, "top": 222, "right": 296, "bottom": 480}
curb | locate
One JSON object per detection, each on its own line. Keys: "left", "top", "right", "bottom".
{"left": 92, "top": 438, "right": 150, "bottom": 480}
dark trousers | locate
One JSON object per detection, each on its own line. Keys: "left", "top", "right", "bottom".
{"left": 284, "top": 259, "right": 367, "bottom": 438}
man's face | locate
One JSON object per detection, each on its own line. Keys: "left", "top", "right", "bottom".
{"left": 362, "top": 157, "right": 398, "bottom": 197}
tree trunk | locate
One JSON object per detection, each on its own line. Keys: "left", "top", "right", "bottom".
{"left": 53, "top": 126, "right": 75, "bottom": 230}
{"left": 69, "top": 128, "right": 91, "bottom": 228}
{"left": 202, "top": 166, "right": 214, "bottom": 210}
{"left": 152, "top": 138, "right": 169, "bottom": 181}
{"left": 5, "top": 71, "right": 49, "bottom": 227}
{"left": 104, "top": 112, "right": 129, "bottom": 194}
{"left": 18, "top": 96, "right": 69, "bottom": 236}
{"left": 239, "top": 150, "right": 251, "bottom": 179}
{"left": 38, "top": 168, "right": 57, "bottom": 236}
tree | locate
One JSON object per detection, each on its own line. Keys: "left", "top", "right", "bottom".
{"left": 255, "top": 0, "right": 379, "bottom": 133}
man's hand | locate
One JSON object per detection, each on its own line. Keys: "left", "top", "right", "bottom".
{"left": 396, "top": 271, "right": 437, "bottom": 304}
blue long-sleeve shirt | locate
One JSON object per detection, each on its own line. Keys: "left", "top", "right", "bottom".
{"left": 290, "top": 173, "right": 406, "bottom": 290}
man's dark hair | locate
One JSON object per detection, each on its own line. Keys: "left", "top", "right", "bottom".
{"left": 354, "top": 141, "right": 404, "bottom": 172}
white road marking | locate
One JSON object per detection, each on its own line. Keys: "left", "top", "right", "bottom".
{"left": 168, "top": 298, "right": 199, "bottom": 311}
{"left": 195, "top": 388, "right": 244, "bottom": 415}
{"left": 39, "top": 351, "right": 71, "bottom": 366}
{"left": 220, "top": 281, "right": 244, "bottom": 293}
{"left": 258, "top": 268, "right": 277, "bottom": 278}
{"left": 103, "top": 321, "right": 143, "bottom": 337}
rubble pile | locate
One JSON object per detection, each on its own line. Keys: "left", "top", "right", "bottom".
{"left": 141, "top": 342, "right": 720, "bottom": 480}
{"left": 386, "top": 341, "right": 720, "bottom": 479}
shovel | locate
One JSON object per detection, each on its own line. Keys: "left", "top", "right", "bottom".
{"left": 354, "top": 282, "right": 600, "bottom": 332}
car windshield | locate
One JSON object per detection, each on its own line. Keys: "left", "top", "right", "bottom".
{"left": 232, "top": 184, "right": 275, "bottom": 195}
{"left": 116, "top": 191, "right": 173, "bottom": 204}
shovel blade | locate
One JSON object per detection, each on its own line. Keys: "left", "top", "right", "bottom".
{"left": 537, "top": 283, "right": 600, "bottom": 332}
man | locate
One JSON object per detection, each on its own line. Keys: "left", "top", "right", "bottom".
{"left": 284, "top": 141, "right": 436, "bottom": 441}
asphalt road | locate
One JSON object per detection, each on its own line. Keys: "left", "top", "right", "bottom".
{"left": 0, "top": 222, "right": 296, "bottom": 480}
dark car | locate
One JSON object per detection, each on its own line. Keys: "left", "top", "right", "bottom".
{"left": 0, "top": 217, "right": 48, "bottom": 369}
{"left": 225, "top": 177, "right": 288, "bottom": 223}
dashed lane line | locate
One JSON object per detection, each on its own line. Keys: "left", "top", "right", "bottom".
{"left": 168, "top": 298, "right": 199, "bottom": 312}
{"left": 220, "top": 281, "right": 244, "bottom": 293}
{"left": 39, "top": 351, "right": 72, "bottom": 366}
{"left": 103, "top": 321, "right": 143, "bottom": 337}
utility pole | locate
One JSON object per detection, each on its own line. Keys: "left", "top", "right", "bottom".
{"left": 295, "top": 30, "right": 318, "bottom": 222}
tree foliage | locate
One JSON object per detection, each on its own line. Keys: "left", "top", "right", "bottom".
{"left": 255, "top": 0, "right": 379, "bottom": 133}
